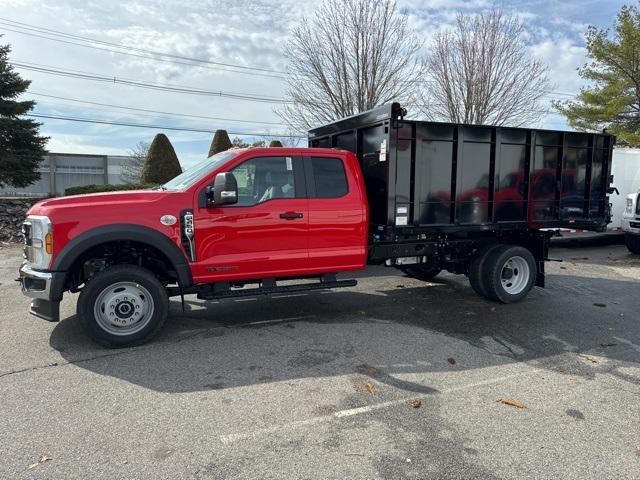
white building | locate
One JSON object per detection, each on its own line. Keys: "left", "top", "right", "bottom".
{"left": 0, "top": 152, "right": 132, "bottom": 197}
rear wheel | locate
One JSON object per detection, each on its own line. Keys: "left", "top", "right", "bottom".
{"left": 77, "top": 265, "right": 169, "bottom": 348}
{"left": 482, "top": 245, "right": 536, "bottom": 303}
{"left": 468, "top": 243, "right": 503, "bottom": 297}
{"left": 625, "top": 234, "right": 640, "bottom": 254}
{"left": 399, "top": 264, "right": 442, "bottom": 281}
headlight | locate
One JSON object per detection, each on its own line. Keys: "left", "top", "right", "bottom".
{"left": 22, "top": 215, "right": 53, "bottom": 270}
{"left": 626, "top": 198, "right": 633, "bottom": 215}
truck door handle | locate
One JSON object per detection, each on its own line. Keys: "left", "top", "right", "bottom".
{"left": 280, "top": 212, "right": 304, "bottom": 220}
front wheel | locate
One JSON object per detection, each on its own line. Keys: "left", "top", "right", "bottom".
{"left": 482, "top": 245, "right": 536, "bottom": 303}
{"left": 399, "top": 264, "right": 442, "bottom": 281}
{"left": 77, "top": 265, "right": 169, "bottom": 348}
{"left": 625, "top": 234, "right": 640, "bottom": 254}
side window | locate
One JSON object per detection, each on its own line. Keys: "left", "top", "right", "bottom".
{"left": 231, "top": 156, "right": 296, "bottom": 206}
{"left": 311, "top": 157, "right": 348, "bottom": 198}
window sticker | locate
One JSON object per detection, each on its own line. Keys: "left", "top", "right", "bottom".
{"left": 286, "top": 157, "right": 293, "bottom": 171}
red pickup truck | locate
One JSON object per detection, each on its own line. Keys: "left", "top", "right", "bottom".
{"left": 19, "top": 103, "right": 615, "bottom": 347}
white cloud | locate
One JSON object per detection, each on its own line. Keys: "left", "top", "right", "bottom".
{"left": 0, "top": 0, "right": 622, "bottom": 156}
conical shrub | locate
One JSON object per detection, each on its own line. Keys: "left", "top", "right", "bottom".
{"left": 209, "top": 129, "right": 232, "bottom": 156}
{"left": 140, "top": 133, "right": 182, "bottom": 184}
{"left": 269, "top": 140, "right": 283, "bottom": 147}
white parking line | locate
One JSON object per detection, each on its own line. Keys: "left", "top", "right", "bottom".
{"left": 219, "top": 372, "right": 524, "bottom": 445}
{"left": 233, "top": 316, "right": 312, "bottom": 327}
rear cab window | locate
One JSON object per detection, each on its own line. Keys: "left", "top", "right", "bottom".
{"left": 310, "top": 157, "right": 348, "bottom": 198}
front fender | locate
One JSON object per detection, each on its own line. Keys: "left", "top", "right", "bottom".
{"left": 51, "top": 224, "right": 193, "bottom": 300}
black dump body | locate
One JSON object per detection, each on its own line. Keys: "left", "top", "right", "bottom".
{"left": 309, "top": 103, "right": 615, "bottom": 245}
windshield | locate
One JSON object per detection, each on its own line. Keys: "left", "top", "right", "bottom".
{"left": 162, "top": 151, "right": 240, "bottom": 191}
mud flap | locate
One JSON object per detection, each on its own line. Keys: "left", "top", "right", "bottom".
{"left": 29, "top": 299, "right": 60, "bottom": 322}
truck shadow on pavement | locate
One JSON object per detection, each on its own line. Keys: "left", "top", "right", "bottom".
{"left": 49, "top": 269, "right": 640, "bottom": 395}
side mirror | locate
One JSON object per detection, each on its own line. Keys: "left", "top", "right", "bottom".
{"left": 208, "top": 172, "right": 238, "bottom": 206}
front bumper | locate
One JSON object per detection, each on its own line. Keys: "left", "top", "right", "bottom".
{"left": 18, "top": 264, "right": 60, "bottom": 322}
{"left": 621, "top": 218, "right": 640, "bottom": 235}
{"left": 19, "top": 264, "right": 53, "bottom": 299}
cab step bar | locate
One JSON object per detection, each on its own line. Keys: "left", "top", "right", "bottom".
{"left": 174, "top": 274, "right": 357, "bottom": 301}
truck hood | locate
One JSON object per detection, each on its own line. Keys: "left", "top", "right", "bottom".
{"left": 28, "top": 189, "right": 177, "bottom": 216}
{"left": 26, "top": 189, "right": 191, "bottom": 251}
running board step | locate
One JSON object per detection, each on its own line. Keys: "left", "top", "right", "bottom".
{"left": 196, "top": 278, "right": 357, "bottom": 301}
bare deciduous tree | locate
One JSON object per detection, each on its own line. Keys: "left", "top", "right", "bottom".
{"left": 120, "top": 140, "right": 149, "bottom": 184}
{"left": 277, "top": 0, "right": 423, "bottom": 132}
{"left": 422, "top": 10, "right": 550, "bottom": 127}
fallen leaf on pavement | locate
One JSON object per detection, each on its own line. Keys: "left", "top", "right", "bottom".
{"left": 364, "top": 383, "right": 377, "bottom": 394}
{"left": 465, "top": 311, "right": 477, "bottom": 316}
{"left": 599, "top": 342, "right": 617, "bottom": 347}
{"left": 410, "top": 399, "right": 422, "bottom": 408}
{"left": 579, "top": 354, "right": 599, "bottom": 364}
{"left": 28, "top": 455, "right": 52, "bottom": 470}
{"left": 498, "top": 399, "right": 526, "bottom": 409}
{"left": 447, "top": 357, "right": 456, "bottom": 365}
{"left": 567, "top": 375, "right": 577, "bottom": 381}
{"left": 593, "top": 303, "right": 606, "bottom": 308}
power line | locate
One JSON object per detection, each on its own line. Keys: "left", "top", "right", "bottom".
{"left": 26, "top": 113, "right": 305, "bottom": 138}
{"left": 0, "top": 17, "right": 287, "bottom": 78}
{"left": 29, "top": 92, "right": 287, "bottom": 126}
{"left": 13, "top": 61, "right": 292, "bottom": 103}
{"left": 0, "top": 25, "right": 285, "bottom": 80}
{"left": 0, "top": 17, "right": 582, "bottom": 102}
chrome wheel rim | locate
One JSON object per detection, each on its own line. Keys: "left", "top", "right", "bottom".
{"left": 500, "top": 256, "right": 530, "bottom": 295}
{"left": 93, "top": 282, "right": 154, "bottom": 336}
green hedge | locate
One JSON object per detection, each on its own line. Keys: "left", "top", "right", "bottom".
{"left": 65, "top": 183, "right": 157, "bottom": 196}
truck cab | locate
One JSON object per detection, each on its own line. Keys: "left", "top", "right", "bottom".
{"left": 20, "top": 148, "right": 368, "bottom": 347}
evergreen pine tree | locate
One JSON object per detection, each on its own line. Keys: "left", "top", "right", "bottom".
{"left": 0, "top": 40, "right": 48, "bottom": 188}
{"left": 554, "top": 5, "right": 640, "bottom": 145}
{"left": 140, "top": 133, "right": 182, "bottom": 184}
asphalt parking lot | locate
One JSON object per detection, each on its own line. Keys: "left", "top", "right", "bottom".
{"left": 1, "top": 243, "right": 639, "bottom": 479}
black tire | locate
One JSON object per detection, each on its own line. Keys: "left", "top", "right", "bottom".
{"left": 468, "top": 243, "right": 504, "bottom": 297}
{"left": 625, "top": 234, "right": 640, "bottom": 254}
{"left": 400, "top": 264, "right": 442, "bottom": 281}
{"left": 482, "top": 245, "right": 536, "bottom": 303}
{"left": 77, "top": 265, "right": 169, "bottom": 348}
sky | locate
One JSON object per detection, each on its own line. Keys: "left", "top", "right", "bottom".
{"left": 0, "top": 0, "right": 631, "bottom": 168}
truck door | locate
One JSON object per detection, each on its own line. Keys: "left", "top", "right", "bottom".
{"left": 192, "top": 155, "right": 309, "bottom": 282}
{"left": 305, "top": 154, "right": 368, "bottom": 272}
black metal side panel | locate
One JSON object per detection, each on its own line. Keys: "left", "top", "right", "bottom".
{"left": 529, "top": 131, "right": 613, "bottom": 229}
{"left": 414, "top": 123, "right": 456, "bottom": 225}
{"left": 494, "top": 128, "right": 529, "bottom": 224}
{"left": 308, "top": 103, "right": 615, "bottom": 235}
